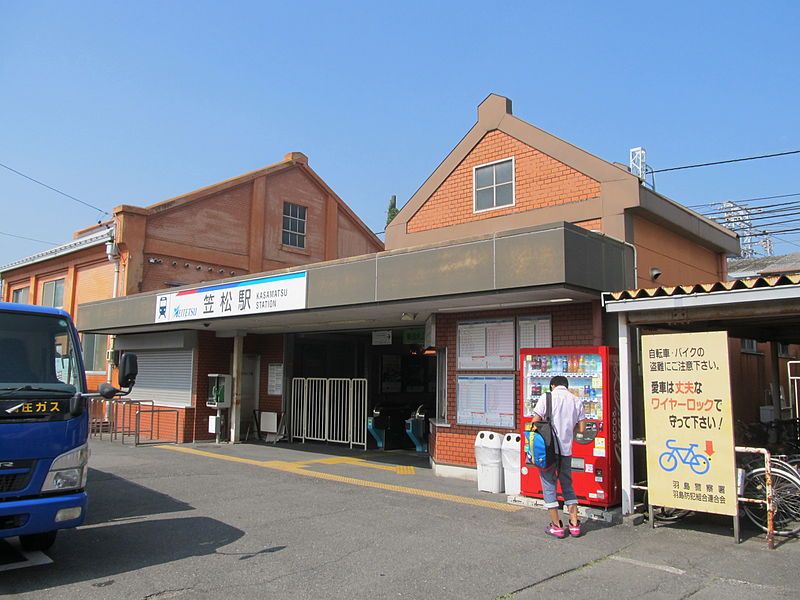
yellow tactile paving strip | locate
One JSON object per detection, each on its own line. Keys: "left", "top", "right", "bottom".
{"left": 159, "top": 445, "right": 521, "bottom": 513}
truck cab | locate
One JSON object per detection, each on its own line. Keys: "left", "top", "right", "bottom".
{"left": 0, "top": 301, "right": 135, "bottom": 551}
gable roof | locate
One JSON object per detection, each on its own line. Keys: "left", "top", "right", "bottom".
{"left": 388, "top": 94, "right": 636, "bottom": 233}
{"left": 115, "top": 152, "right": 383, "bottom": 249}
{"left": 385, "top": 94, "right": 738, "bottom": 255}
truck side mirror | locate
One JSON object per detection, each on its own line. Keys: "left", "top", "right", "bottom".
{"left": 119, "top": 353, "right": 138, "bottom": 389}
{"left": 98, "top": 382, "right": 117, "bottom": 400}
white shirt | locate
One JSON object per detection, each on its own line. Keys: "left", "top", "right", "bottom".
{"left": 533, "top": 385, "right": 585, "bottom": 456}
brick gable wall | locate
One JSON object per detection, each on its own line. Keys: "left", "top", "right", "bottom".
{"left": 407, "top": 130, "right": 601, "bottom": 233}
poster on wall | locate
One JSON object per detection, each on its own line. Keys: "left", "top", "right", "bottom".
{"left": 641, "top": 331, "right": 737, "bottom": 517}
{"left": 457, "top": 375, "right": 515, "bottom": 428}
{"left": 457, "top": 320, "right": 515, "bottom": 370}
{"left": 267, "top": 363, "right": 283, "bottom": 396}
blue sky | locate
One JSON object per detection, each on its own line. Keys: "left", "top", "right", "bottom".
{"left": 1, "top": 1, "right": 799, "bottom": 266}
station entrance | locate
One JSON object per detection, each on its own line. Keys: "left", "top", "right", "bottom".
{"left": 288, "top": 328, "right": 437, "bottom": 454}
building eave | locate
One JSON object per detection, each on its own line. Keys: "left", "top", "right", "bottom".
{"left": 0, "top": 227, "right": 115, "bottom": 275}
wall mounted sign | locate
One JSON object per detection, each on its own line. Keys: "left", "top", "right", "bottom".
{"left": 457, "top": 375, "right": 515, "bottom": 428}
{"left": 154, "top": 272, "right": 307, "bottom": 323}
{"left": 641, "top": 331, "right": 737, "bottom": 516}
{"left": 457, "top": 319, "right": 515, "bottom": 370}
{"left": 372, "top": 330, "right": 392, "bottom": 345}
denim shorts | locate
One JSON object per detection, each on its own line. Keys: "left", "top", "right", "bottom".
{"left": 538, "top": 455, "right": 578, "bottom": 509}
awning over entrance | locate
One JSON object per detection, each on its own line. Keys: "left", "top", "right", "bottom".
{"left": 79, "top": 222, "right": 635, "bottom": 335}
{"left": 604, "top": 274, "right": 800, "bottom": 515}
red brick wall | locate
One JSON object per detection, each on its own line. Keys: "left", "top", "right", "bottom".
{"left": 432, "top": 303, "right": 595, "bottom": 467}
{"left": 243, "top": 334, "right": 285, "bottom": 413}
{"left": 407, "top": 130, "right": 600, "bottom": 233}
{"left": 193, "top": 333, "right": 234, "bottom": 441}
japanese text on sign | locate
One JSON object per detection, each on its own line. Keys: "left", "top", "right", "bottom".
{"left": 641, "top": 331, "right": 737, "bottom": 517}
{"left": 155, "top": 272, "right": 307, "bottom": 323}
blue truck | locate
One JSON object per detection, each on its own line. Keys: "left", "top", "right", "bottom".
{"left": 0, "top": 301, "right": 136, "bottom": 551}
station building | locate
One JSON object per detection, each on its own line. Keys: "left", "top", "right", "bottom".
{"left": 78, "top": 94, "right": 739, "bottom": 478}
{"left": 0, "top": 152, "right": 382, "bottom": 421}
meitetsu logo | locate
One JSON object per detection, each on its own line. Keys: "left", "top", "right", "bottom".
{"left": 172, "top": 305, "right": 197, "bottom": 319}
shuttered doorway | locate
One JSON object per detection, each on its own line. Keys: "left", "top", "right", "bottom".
{"left": 127, "top": 350, "right": 194, "bottom": 406}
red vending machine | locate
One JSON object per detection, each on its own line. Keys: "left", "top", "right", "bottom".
{"left": 519, "top": 346, "right": 620, "bottom": 508}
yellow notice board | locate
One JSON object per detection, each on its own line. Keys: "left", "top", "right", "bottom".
{"left": 641, "top": 331, "right": 737, "bottom": 516}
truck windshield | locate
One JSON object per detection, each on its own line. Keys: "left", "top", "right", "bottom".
{"left": 0, "top": 312, "right": 82, "bottom": 412}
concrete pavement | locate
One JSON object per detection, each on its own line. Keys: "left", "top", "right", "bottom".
{"left": 1, "top": 440, "right": 797, "bottom": 599}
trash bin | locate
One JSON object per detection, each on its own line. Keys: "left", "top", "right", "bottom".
{"left": 501, "top": 433, "right": 522, "bottom": 496}
{"left": 475, "top": 431, "right": 504, "bottom": 493}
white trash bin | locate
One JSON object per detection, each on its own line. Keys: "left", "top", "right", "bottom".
{"left": 501, "top": 433, "right": 522, "bottom": 496}
{"left": 475, "top": 431, "right": 504, "bottom": 493}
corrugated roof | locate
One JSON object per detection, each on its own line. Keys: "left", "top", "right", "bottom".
{"left": 607, "top": 273, "right": 800, "bottom": 301}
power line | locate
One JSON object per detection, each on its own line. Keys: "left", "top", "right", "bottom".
{"left": 653, "top": 149, "right": 800, "bottom": 174}
{"left": 0, "top": 230, "right": 56, "bottom": 245}
{"left": 0, "top": 161, "right": 109, "bottom": 216}
{"left": 687, "top": 191, "right": 800, "bottom": 210}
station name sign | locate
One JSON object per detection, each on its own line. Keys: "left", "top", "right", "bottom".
{"left": 155, "top": 271, "right": 307, "bottom": 323}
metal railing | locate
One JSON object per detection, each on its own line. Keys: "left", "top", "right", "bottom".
{"left": 629, "top": 438, "right": 776, "bottom": 549}
{"left": 88, "top": 397, "right": 179, "bottom": 446}
{"left": 134, "top": 407, "right": 179, "bottom": 446}
{"left": 290, "top": 377, "right": 368, "bottom": 449}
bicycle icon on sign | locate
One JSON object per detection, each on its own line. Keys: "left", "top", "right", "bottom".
{"left": 658, "top": 439, "right": 711, "bottom": 475}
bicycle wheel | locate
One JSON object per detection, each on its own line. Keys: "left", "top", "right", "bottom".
{"left": 741, "top": 467, "right": 800, "bottom": 536}
{"left": 659, "top": 452, "right": 678, "bottom": 472}
{"left": 652, "top": 506, "right": 691, "bottom": 522}
{"left": 690, "top": 455, "right": 710, "bottom": 475}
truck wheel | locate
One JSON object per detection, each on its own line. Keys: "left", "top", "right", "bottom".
{"left": 20, "top": 531, "right": 57, "bottom": 552}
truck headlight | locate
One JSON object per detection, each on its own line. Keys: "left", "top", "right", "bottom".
{"left": 42, "top": 444, "right": 90, "bottom": 493}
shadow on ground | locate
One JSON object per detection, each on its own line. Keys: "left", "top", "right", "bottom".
{"left": 241, "top": 439, "right": 433, "bottom": 469}
{"left": 646, "top": 511, "right": 799, "bottom": 548}
{"left": 0, "top": 468, "right": 243, "bottom": 593}
{"left": 83, "top": 468, "right": 194, "bottom": 525}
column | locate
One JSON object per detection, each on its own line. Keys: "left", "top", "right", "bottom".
{"left": 231, "top": 334, "right": 245, "bottom": 442}
{"left": 618, "top": 313, "right": 635, "bottom": 515}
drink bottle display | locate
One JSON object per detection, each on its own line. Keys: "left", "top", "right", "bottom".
{"left": 519, "top": 346, "right": 620, "bottom": 507}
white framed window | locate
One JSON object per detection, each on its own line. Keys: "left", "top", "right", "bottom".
{"left": 41, "top": 278, "right": 65, "bottom": 308}
{"left": 474, "top": 157, "right": 515, "bottom": 213}
{"left": 82, "top": 333, "right": 108, "bottom": 373}
{"left": 741, "top": 338, "right": 759, "bottom": 354}
{"left": 282, "top": 202, "right": 307, "bottom": 248}
{"left": 11, "top": 286, "right": 29, "bottom": 304}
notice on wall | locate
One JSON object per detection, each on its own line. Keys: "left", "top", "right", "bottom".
{"left": 518, "top": 316, "right": 552, "bottom": 352}
{"left": 457, "top": 320, "right": 515, "bottom": 370}
{"left": 372, "top": 330, "right": 392, "bottom": 346}
{"left": 267, "top": 363, "right": 283, "bottom": 396}
{"left": 154, "top": 271, "right": 307, "bottom": 323}
{"left": 642, "top": 331, "right": 737, "bottom": 516}
{"left": 457, "top": 375, "right": 515, "bottom": 428}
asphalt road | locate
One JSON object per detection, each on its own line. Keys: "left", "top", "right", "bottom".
{"left": 1, "top": 440, "right": 798, "bottom": 599}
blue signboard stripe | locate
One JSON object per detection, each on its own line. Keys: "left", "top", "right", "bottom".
{"left": 176, "top": 271, "right": 307, "bottom": 296}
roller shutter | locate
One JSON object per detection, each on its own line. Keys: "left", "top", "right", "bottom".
{"left": 127, "top": 350, "right": 194, "bottom": 407}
